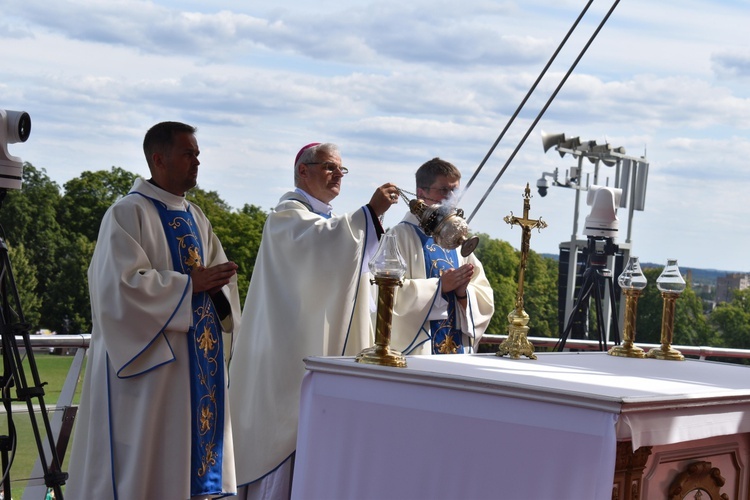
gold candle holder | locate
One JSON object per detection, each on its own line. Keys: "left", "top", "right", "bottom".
{"left": 609, "top": 256, "right": 646, "bottom": 358}
{"left": 356, "top": 274, "right": 406, "bottom": 367}
{"left": 356, "top": 232, "right": 407, "bottom": 368}
{"left": 497, "top": 183, "right": 546, "bottom": 360}
{"left": 646, "top": 259, "right": 685, "bottom": 361}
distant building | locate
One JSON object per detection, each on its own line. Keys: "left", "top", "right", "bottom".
{"left": 716, "top": 273, "right": 750, "bottom": 303}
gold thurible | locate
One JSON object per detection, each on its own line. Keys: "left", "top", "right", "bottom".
{"left": 497, "top": 183, "right": 547, "bottom": 360}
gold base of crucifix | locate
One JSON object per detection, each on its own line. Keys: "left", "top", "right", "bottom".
{"left": 497, "top": 309, "right": 537, "bottom": 360}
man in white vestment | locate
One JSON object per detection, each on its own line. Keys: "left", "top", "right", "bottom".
{"left": 66, "top": 122, "right": 241, "bottom": 499}
{"left": 228, "top": 142, "right": 399, "bottom": 499}
{"left": 389, "top": 157, "right": 494, "bottom": 355}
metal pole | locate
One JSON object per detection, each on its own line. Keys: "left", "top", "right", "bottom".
{"left": 563, "top": 156, "right": 585, "bottom": 329}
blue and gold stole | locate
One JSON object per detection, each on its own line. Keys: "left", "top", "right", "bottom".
{"left": 147, "top": 196, "right": 226, "bottom": 496}
{"left": 413, "top": 228, "right": 465, "bottom": 354}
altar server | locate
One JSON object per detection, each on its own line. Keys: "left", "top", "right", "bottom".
{"left": 67, "top": 121, "right": 241, "bottom": 499}
{"left": 389, "top": 157, "right": 494, "bottom": 354}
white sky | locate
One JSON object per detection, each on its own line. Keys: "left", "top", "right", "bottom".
{"left": 1, "top": 0, "right": 749, "bottom": 272}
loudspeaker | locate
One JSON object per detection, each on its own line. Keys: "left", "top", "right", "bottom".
{"left": 541, "top": 130, "right": 566, "bottom": 152}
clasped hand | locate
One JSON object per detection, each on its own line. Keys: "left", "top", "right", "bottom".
{"left": 191, "top": 261, "right": 238, "bottom": 295}
{"left": 441, "top": 263, "right": 474, "bottom": 295}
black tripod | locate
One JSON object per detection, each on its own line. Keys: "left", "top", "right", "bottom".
{"left": 556, "top": 237, "right": 621, "bottom": 352}
{"left": 0, "top": 190, "right": 66, "bottom": 498}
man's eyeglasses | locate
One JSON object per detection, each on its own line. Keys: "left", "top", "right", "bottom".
{"left": 306, "top": 162, "right": 349, "bottom": 175}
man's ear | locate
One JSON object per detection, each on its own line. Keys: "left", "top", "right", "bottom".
{"left": 297, "top": 163, "right": 308, "bottom": 180}
{"left": 152, "top": 151, "right": 165, "bottom": 171}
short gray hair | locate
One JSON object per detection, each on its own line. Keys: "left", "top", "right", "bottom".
{"left": 294, "top": 143, "right": 340, "bottom": 185}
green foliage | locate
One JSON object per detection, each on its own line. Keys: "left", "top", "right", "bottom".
{"left": 45, "top": 232, "right": 97, "bottom": 333}
{"left": 187, "top": 188, "right": 267, "bottom": 304}
{"left": 473, "top": 234, "right": 518, "bottom": 335}
{"left": 0, "top": 164, "right": 66, "bottom": 329}
{"left": 522, "top": 251, "right": 558, "bottom": 338}
{"left": 633, "top": 268, "right": 664, "bottom": 344}
{"left": 9, "top": 163, "right": 750, "bottom": 359}
{"left": 635, "top": 267, "right": 718, "bottom": 347}
{"left": 1, "top": 166, "right": 270, "bottom": 330}
{"left": 6, "top": 242, "right": 42, "bottom": 329}
{"left": 187, "top": 187, "right": 233, "bottom": 217}
{"left": 710, "top": 288, "right": 750, "bottom": 353}
{"left": 59, "top": 167, "right": 139, "bottom": 241}
{"left": 473, "top": 233, "right": 558, "bottom": 338}
{"left": 673, "top": 285, "right": 717, "bottom": 347}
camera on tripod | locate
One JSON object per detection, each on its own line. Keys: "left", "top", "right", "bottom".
{"left": 583, "top": 184, "right": 621, "bottom": 264}
{"left": 583, "top": 185, "right": 621, "bottom": 240}
{"left": 0, "top": 109, "right": 32, "bottom": 190}
{"left": 557, "top": 185, "right": 624, "bottom": 351}
{"left": 0, "top": 109, "right": 66, "bottom": 496}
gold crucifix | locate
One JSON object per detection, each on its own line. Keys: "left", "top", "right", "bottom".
{"left": 497, "top": 183, "right": 547, "bottom": 360}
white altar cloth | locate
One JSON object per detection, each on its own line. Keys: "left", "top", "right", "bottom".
{"left": 292, "top": 352, "right": 750, "bottom": 500}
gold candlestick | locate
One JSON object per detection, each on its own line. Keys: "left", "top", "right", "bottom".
{"left": 609, "top": 289, "right": 646, "bottom": 358}
{"left": 356, "top": 233, "right": 407, "bottom": 368}
{"left": 356, "top": 275, "right": 407, "bottom": 367}
{"left": 497, "top": 183, "right": 547, "bottom": 360}
{"left": 608, "top": 256, "right": 646, "bottom": 358}
{"left": 646, "top": 259, "right": 685, "bottom": 361}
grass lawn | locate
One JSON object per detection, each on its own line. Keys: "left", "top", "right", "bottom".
{"left": 0, "top": 350, "right": 85, "bottom": 499}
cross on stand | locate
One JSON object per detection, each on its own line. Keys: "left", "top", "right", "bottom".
{"left": 497, "top": 183, "right": 547, "bottom": 360}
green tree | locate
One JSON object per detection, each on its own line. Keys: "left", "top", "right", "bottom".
{"left": 635, "top": 267, "right": 717, "bottom": 348}
{"left": 473, "top": 234, "right": 518, "bottom": 335}
{"left": 710, "top": 288, "right": 750, "bottom": 353}
{"left": 187, "top": 187, "right": 233, "bottom": 220}
{"left": 43, "top": 167, "right": 140, "bottom": 332}
{"left": 0, "top": 163, "right": 64, "bottom": 329}
{"left": 6, "top": 242, "right": 42, "bottom": 330}
{"left": 472, "top": 234, "right": 558, "bottom": 343}
{"left": 59, "top": 167, "right": 140, "bottom": 241}
{"left": 187, "top": 187, "right": 267, "bottom": 304}
{"left": 523, "top": 250, "right": 558, "bottom": 338}
{"left": 214, "top": 204, "right": 267, "bottom": 304}
{"left": 44, "top": 232, "right": 97, "bottom": 333}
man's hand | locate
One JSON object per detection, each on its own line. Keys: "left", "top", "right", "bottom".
{"left": 191, "top": 261, "right": 238, "bottom": 295}
{"left": 440, "top": 263, "right": 474, "bottom": 294}
{"left": 369, "top": 183, "right": 400, "bottom": 216}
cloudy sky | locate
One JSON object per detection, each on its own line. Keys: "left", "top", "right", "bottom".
{"left": 1, "top": 0, "right": 748, "bottom": 273}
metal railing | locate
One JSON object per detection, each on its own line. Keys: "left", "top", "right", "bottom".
{"left": 480, "top": 334, "right": 750, "bottom": 361}
{"left": 2, "top": 335, "right": 90, "bottom": 499}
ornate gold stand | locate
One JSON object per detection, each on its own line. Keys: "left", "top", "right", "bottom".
{"left": 608, "top": 289, "right": 646, "bottom": 358}
{"left": 499, "top": 309, "right": 536, "bottom": 360}
{"left": 646, "top": 291, "right": 684, "bottom": 361}
{"left": 356, "top": 275, "right": 407, "bottom": 367}
{"left": 497, "top": 184, "right": 546, "bottom": 360}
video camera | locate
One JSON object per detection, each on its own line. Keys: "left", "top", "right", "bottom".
{"left": 583, "top": 185, "right": 621, "bottom": 265}
{"left": 583, "top": 185, "right": 621, "bottom": 239}
{"left": 0, "top": 109, "right": 32, "bottom": 190}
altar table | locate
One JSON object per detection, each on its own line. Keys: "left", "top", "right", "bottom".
{"left": 292, "top": 352, "right": 750, "bottom": 499}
